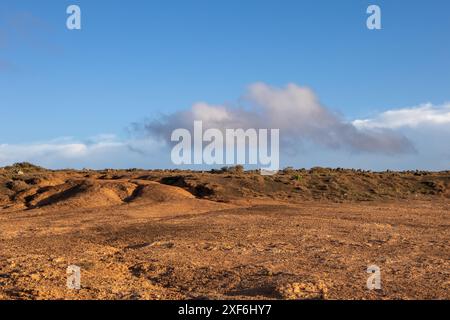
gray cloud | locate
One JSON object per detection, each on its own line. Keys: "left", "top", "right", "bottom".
{"left": 6, "top": 11, "right": 58, "bottom": 50}
{"left": 0, "top": 10, "right": 61, "bottom": 72}
{"left": 136, "top": 83, "right": 415, "bottom": 155}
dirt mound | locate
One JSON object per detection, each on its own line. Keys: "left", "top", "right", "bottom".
{"left": 2, "top": 162, "right": 46, "bottom": 174}
{"left": 2, "top": 177, "right": 197, "bottom": 209}
{"left": 125, "top": 181, "right": 195, "bottom": 204}
{"left": 159, "top": 176, "right": 217, "bottom": 198}
{"left": 1, "top": 165, "right": 449, "bottom": 210}
{"left": 26, "top": 180, "right": 137, "bottom": 209}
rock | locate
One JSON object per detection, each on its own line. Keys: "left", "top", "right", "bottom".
{"left": 276, "top": 280, "right": 328, "bottom": 300}
{"left": 30, "top": 273, "right": 41, "bottom": 281}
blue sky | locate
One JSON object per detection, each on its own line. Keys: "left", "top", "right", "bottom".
{"left": 0, "top": 0, "right": 449, "bottom": 170}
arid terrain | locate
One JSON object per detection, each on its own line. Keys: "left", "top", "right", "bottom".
{"left": 0, "top": 163, "right": 448, "bottom": 300}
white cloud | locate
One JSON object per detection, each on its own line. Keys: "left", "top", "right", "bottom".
{"left": 191, "top": 103, "right": 232, "bottom": 123}
{"left": 0, "top": 142, "right": 88, "bottom": 160}
{"left": 2, "top": 84, "right": 448, "bottom": 171}
{"left": 353, "top": 103, "right": 450, "bottom": 129}
{"left": 141, "top": 82, "right": 414, "bottom": 155}
{"left": 0, "top": 135, "right": 166, "bottom": 169}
